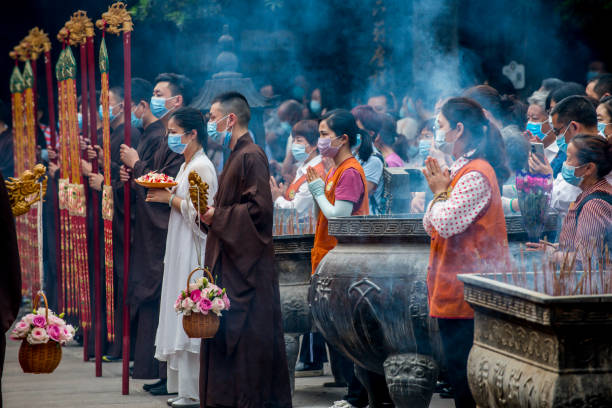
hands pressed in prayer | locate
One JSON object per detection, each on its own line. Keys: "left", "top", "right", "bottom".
{"left": 145, "top": 188, "right": 172, "bottom": 204}
{"left": 269, "top": 176, "right": 286, "bottom": 201}
{"left": 422, "top": 157, "right": 451, "bottom": 195}
{"left": 119, "top": 165, "right": 131, "bottom": 183}
{"left": 120, "top": 144, "right": 139, "bottom": 168}
{"left": 88, "top": 173, "right": 104, "bottom": 191}
{"left": 306, "top": 166, "right": 322, "bottom": 184}
{"left": 201, "top": 206, "right": 215, "bottom": 225}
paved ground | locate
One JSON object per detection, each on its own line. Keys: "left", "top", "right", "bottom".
{"left": 2, "top": 336, "right": 453, "bottom": 407}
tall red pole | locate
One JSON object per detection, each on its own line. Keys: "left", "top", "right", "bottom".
{"left": 87, "top": 35, "right": 103, "bottom": 378}
{"left": 31, "top": 59, "right": 38, "bottom": 134}
{"left": 78, "top": 43, "right": 90, "bottom": 363}
{"left": 44, "top": 49, "right": 62, "bottom": 313}
{"left": 121, "top": 30, "right": 131, "bottom": 396}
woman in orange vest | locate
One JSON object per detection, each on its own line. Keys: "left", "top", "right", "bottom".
{"left": 306, "top": 109, "right": 369, "bottom": 275}
{"left": 422, "top": 97, "right": 510, "bottom": 408}
{"left": 270, "top": 120, "right": 326, "bottom": 218}
{"left": 307, "top": 109, "right": 382, "bottom": 408}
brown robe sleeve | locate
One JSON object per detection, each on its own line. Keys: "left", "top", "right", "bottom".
{"left": 209, "top": 150, "right": 273, "bottom": 287}
{"left": 0, "top": 172, "right": 22, "bottom": 333}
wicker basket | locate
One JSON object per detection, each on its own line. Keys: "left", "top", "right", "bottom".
{"left": 182, "top": 267, "right": 220, "bottom": 339}
{"left": 18, "top": 292, "right": 62, "bottom": 374}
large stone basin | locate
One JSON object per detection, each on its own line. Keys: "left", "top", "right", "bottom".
{"left": 459, "top": 273, "right": 612, "bottom": 407}
{"left": 309, "top": 213, "right": 559, "bottom": 408}
{"left": 309, "top": 215, "right": 438, "bottom": 407}
{"left": 274, "top": 234, "right": 314, "bottom": 393}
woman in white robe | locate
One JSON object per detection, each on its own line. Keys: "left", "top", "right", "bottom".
{"left": 146, "top": 107, "right": 218, "bottom": 408}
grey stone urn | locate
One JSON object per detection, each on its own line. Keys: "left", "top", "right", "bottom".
{"left": 459, "top": 273, "right": 612, "bottom": 408}
{"left": 274, "top": 234, "right": 314, "bottom": 393}
{"left": 308, "top": 213, "right": 560, "bottom": 407}
{"left": 309, "top": 215, "right": 440, "bottom": 408}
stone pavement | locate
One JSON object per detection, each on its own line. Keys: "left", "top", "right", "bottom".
{"left": 2, "top": 337, "right": 453, "bottom": 407}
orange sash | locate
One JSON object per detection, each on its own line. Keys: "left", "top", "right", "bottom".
{"left": 284, "top": 161, "right": 325, "bottom": 201}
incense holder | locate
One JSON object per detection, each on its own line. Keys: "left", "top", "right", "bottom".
{"left": 459, "top": 272, "right": 612, "bottom": 407}
{"left": 274, "top": 234, "right": 315, "bottom": 394}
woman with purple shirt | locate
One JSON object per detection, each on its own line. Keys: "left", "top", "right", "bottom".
{"left": 374, "top": 114, "right": 405, "bottom": 167}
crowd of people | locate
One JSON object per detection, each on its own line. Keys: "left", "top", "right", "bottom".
{"left": 1, "top": 66, "right": 612, "bottom": 408}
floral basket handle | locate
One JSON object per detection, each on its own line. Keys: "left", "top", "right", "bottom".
{"left": 32, "top": 291, "right": 50, "bottom": 322}
{"left": 185, "top": 266, "right": 214, "bottom": 295}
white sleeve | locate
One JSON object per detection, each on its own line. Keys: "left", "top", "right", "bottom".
{"left": 179, "top": 162, "right": 218, "bottom": 237}
{"left": 314, "top": 196, "right": 354, "bottom": 219}
{"left": 550, "top": 174, "right": 581, "bottom": 217}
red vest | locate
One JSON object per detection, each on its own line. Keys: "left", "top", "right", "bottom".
{"left": 284, "top": 161, "right": 326, "bottom": 201}
{"left": 311, "top": 157, "right": 369, "bottom": 274}
{"left": 427, "top": 159, "right": 510, "bottom": 319}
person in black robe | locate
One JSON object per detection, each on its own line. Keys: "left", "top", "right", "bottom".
{"left": 87, "top": 86, "right": 142, "bottom": 359}
{"left": 199, "top": 92, "right": 292, "bottom": 408}
{"left": 120, "top": 76, "right": 186, "bottom": 383}
{"left": 0, "top": 170, "right": 22, "bottom": 408}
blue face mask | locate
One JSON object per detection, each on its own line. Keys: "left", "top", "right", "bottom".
{"left": 406, "top": 144, "right": 419, "bottom": 158}
{"left": 280, "top": 121, "right": 292, "bottom": 135}
{"left": 291, "top": 142, "right": 309, "bottom": 162}
{"left": 78, "top": 113, "right": 83, "bottom": 130}
{"left": 167, "top": 133, "right": 188, "bottom": 154}
{"left": 555, "top": 124, "right": 570, "bottom": 153}
{"left": 99, "top": 104, "right": 119, "bottom": 122}
{"left": 561, "top": 162, "right": 585, "bottom": 186}
{"left": 597, "top": 122, "right": 609, "bottom": 136}
{"left": 207, "top": 115, "right": 232, "bottom": 149}
{"left": 526, "top": 121, "right": 545, "bottom": 140}
{"left": 418, "top": 139, "right": 432, "bottom": 157}
{"left": 131, "top": 111, "right": 143, "bottom": 129}
{"left": 310, "top": 100, "right": 322, "bottom": 114}
{"left": 150, "top": 96, "right": 175, "bottom": 118}
{"left": 41, "top": 149, "right": 49, "bottom": 162}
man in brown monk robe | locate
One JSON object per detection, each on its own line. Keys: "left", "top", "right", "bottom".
{"left": 199, "top": 92, "right": 292, "bottom": 408}
{"left": 0, "top": 170, "right": 22, "bottom": 408}
{"left": 119, "top": 74, "right": 192, "bottom": 391}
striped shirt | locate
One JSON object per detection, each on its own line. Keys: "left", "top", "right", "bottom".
{"left": 559, "top": 178, "right": 612, "bottom": 259}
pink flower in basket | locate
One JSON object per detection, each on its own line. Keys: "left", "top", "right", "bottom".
{"left": 190, "top": 289, "right": 202, "bottom": 303}
{"left": 36, "top": 307, "right": 49, "bottom": 316}
{"left": 182, "top": 298, "right": 195, "bottom": 315}
{"left": 174, "top": 297, "right": 182, "bottom": 312}
{"left": 189, "top": 282, "right": 200, "bottom": 292}
{"left": 13, "top": 321, "right": 30, "bottom": 335}
{"left": 48, "top": 314, "right": 65, "bottom": 326}
{"left": 60, "top": 325, "right": 75, "bottom": 342}
{"left": 23, "top": 313, "right": 36, "bottom": 325}
{"left": 32, "top": 315, "right": 47, "bottom": 328}
{"left": 198, "top": 298, "right": 212, "bottom": 314}
{"left": 27, "top": 327, "right": 49, "bottom": 345}
{"left": 211, "top": 298, "right": 225, "bottom": 316}
{"left": 223, "top": 294, "right": 231, "bottom": 310}
{"left": 47, "top": 325, "right": 61, "bottom": 342}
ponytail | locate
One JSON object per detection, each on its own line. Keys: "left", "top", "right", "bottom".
{"left": 442, "top": 97, "right": 510, "bottom": 186}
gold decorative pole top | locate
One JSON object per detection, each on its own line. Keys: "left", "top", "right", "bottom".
{"left": 57, "top": 11, "right": 94, "bottom": 46}
{"left": 23, "top": 27, "right": 51, "bottom": 60}
{"left": 9, "top": 43, "right": 29, "bottom": 62}
{"left": 96, "top": 1, "right": 133, "bottom": 34}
